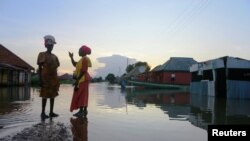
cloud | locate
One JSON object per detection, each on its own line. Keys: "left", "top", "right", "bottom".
{"left": 94, "top": 54, "right": 136, "bottom": 78}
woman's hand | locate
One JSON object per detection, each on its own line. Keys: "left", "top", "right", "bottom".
{"left": 68, "top": 52, "right": 74, "bottom": 58}
{"left": 74, "top": 80, "right": 79, "bottom": 91}
{"left": 69, "top": 52, "right": 77, "bottom": 66}
{"left": 74, "top": 86, "right": 79, "bottom": 91}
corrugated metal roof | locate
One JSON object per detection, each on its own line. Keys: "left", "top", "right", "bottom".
{"left": 158, "top": 57, "right": 197, "bottom": 72}
{"left": 0, "top": 44, "right": 34, "bottom": 70}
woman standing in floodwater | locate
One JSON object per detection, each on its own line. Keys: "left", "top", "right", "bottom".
{"left": 37, "top": 35, "right": 60, "bottom": 119}
{"left": 68, "top": 45, "right": 92, "bottom": 117}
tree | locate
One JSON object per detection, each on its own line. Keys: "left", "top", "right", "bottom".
{"left": 91, "top": 77, "right": 103, "bottom": 82}
{"left": 135, "top": 61, "right": 150, "bottom": 72}
{"left": 105, "top": 73, "right": 116, "bottom": 84}
{"left": 126, "top": 64, "right": 134, "bottom": 73}
{"left": 126, "top": 61, "right": 151, "bottom": 73}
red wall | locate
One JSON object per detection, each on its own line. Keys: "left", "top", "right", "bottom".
{"left": 136, "top": 71, "right": 192, "bottom": 85}
{"left": 162, "top": 72, "right": 191, "bottom": 85}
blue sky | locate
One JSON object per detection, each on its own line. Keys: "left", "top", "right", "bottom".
{"left": 0, "top": 0, "right": 250, "bottom": 77}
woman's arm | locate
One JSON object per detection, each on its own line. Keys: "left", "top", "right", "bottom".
{"left": 73, "top": 71, "right": 84, "bottom": 91}
{"left": 69, "top": 52, "right": 77, "bottom": 67}
{"left": 38, "top": 64, "right": 43, "bottom": 87}
{"left": 37, "top": 53, "right": 44, "bottom": 87}
{"left": 74, "top": 57, "right": 88, "bottom": 90}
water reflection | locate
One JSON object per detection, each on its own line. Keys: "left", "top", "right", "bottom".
{"left": 0, "top": 86, "right": 35, "bottom": 136}
{"left": 189, "top": 94, "right": 250, "bottom": 130}
{"left": 126, "top": 87, "right": 250, "bottom": 130}
{"left": 97, "top": 84, "right": 127, "bottom": 109}
{"left": 0, "top": 86, "right": 31, "bottom": 115}
{"left": 0, "top": 84, "right": 248, "bottom": 140}
{"left": 0, "top": 86, "right": 30, "bottom": 102}
{"left": 126, "top": 88, "right": 191, "bottom": 120}
{"left": 70, "top": 117, "right": 88, "bottom": 141}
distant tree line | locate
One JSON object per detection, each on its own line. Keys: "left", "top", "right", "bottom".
{"left": 91, "top": 77, "right": 103, "bottom": 82}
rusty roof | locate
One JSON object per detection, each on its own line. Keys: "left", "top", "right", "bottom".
{"left": 0, "top": 44, "right": 34, "bottom": 70}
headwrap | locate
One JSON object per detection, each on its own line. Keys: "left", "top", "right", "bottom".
{"left": 80, "top": 45, "right": 91, "bottom": 55}
{"left": 44, "top": 35, "right": 56, "bottom": 45}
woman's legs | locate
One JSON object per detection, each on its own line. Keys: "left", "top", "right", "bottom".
{"left": 80, "top": 106, "right": 83, "bottom": 112}
{"left": 49, "top": 98, "right": 59, "bottom": 117}
{"left": 73, "top": 106, "right": 83, "bottom": 116}
{"left": 83, "top": 106, "right": 88, "bottom": 116}
{"left": 42, "top": 98, "right": 47, "bottom": 114}
{"left": 41, "top": 98, "right": 59, "bottom": 119}
{"left": 41, "top": 98, "right": 49, "bottom": 119}
{"left": 73, "top": 106, "right": 88, "bottom": 117}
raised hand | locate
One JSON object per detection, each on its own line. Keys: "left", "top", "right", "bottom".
{"left": 68, "top": 51, "right": 74, "bottom": 58}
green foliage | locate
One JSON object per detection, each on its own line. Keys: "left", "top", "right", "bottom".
{"left": 91, "top": 77, "right": 103, "bottom": 83}
{"left": 30, "top": 74, "right": 39, "bottom": 86}
{"left": 60, "top": 79, "right": 74, "bottom": 84}
{"left": 126, "top": 64, "right": 134, "bottom": 73}
{"left": 105, "top": 73, "right": 116, "bottom": 84}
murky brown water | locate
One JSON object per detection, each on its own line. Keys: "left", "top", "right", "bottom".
{"left": 0, "top": 83, "right": 250, "bottom": 141}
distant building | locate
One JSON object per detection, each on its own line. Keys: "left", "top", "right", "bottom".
{"left": 150, "top": 57, "right": 197, "bottom": 85}
{"left": 0, "top": 44, "right": 34, "bottom": 86}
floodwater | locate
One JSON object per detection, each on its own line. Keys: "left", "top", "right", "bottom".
{"left": 0, "top": 82, "right": 250, "bottom": 141}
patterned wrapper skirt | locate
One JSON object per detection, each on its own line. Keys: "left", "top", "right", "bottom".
{"left": 40, "top": 75, "right": 60, "bottom": 98}
{"left": 70, "top": 81, "right": 89, "bottom": 112}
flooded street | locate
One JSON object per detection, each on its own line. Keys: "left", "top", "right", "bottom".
{"left": 0, "top": 83, "right": 250, "bottom": 141}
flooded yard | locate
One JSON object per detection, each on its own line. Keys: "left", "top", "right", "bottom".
{"left": 0, "top": 82, "right": 249, "bottom": 141}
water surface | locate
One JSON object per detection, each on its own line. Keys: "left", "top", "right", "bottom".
{"left": 0, "top": 83, "right": 249, "bottom": 141}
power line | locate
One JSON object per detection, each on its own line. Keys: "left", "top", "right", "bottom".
{"left": 159, "top": 0, "right": 213, "bottom": 43}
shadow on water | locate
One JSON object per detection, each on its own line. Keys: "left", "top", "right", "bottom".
{"left": 125, "top": 87, "right": 250, "bottom": 130}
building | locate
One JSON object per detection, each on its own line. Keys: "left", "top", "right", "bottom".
{"left": 0, "top": 44, "right": 34, "bottom": 86}
{"left": 150, "top": 57, "right": 197, "bottom": 85}
{"left": 190, "top": 56, "right": 250, "bottom": 99}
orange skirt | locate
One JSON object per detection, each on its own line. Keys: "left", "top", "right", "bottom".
{"left": 40, "top": 76, "right": 60, "bottom": 98}
{"left": 70, "top": 81, "right": 89, "bottom": 112}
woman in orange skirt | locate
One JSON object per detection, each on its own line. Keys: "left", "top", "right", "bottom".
{"left": 69, "top": 45, "right": 92, "bottom": 117}
{"left": 37, "top": 35, "right": 60, "bottom": 119}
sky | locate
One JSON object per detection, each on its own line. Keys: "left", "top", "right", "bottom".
{"left": 0, "top": 0, "right": 250, "bottom": 77}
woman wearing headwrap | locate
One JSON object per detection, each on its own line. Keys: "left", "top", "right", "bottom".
{"left": 69, "top": 45, "right": 92, "bottom": 117}
{"left": 37, "top": 35, "right": 60, "bottom": 119}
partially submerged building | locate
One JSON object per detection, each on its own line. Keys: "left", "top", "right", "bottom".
{"left": 0, "top": 44, "right": 34, "bottom": 86}
{"left": 125, "top": 57, "right": 196, "bottom": 90}
{"left": 190, "top": 56, "right": 250, "bottom": 99}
